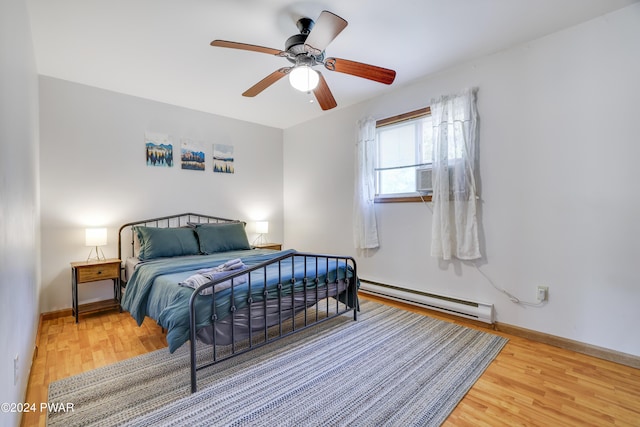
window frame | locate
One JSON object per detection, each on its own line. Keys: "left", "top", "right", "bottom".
{"left": 374, "top": 107, "right": 432, "bottom": 203}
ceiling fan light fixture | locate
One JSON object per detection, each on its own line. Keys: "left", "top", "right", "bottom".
{"left": 289, "top": 65, "right": 319, "bottom": 92}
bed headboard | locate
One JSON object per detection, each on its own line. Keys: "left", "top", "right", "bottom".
{"left": 118, "top": 212, "right": 242, "bottom": 261}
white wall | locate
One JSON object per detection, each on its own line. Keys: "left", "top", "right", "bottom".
{"left": 39, "top": 77, "right": 284, "bottom": 312}
{"left": 284, "top": 4, "right": 640, "bottom": 356}
{"left": 0, "top": 0, "right": 40, "bottom": 425}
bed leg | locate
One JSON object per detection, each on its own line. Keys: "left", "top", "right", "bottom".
{"left": 190, "top": 339, "right": 197, "bottom": 393}
{"left": 189, "top": 295, "right": 198, "bottom": 393}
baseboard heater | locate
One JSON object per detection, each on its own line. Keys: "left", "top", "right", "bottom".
{"left": 359, "top": 279, "right": 495, "bottom": 324}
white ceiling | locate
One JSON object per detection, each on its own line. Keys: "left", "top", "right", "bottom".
{"left": 27, "top": 0, "right": 637, "bottom": 129}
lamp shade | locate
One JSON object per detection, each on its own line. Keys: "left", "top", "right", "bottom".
{"left": 255, "top": 221, "right": 269, "bottom": 234}
{"left": 85, "top": 228, "right": 107, "bottom": 247}
{"left": 289, "top": 66, "right": 319, "bottom": 92}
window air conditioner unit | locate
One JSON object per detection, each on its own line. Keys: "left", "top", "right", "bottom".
{"left": 417, "top": 166, "right": 457, "bottom": 194}
{"left": 416, "top": 167, "right": 433, "bottom": 193}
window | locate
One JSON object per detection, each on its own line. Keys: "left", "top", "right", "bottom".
{"left": 374, "top": 108, "right": 432, "bottom": 202}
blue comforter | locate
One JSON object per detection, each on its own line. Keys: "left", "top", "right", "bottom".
{"left": 121, "top": 249, "right": 354, "bottom": 352}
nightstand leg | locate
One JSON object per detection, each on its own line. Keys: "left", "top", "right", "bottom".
{"left": 72, "top": 267, "right": 79, "bottom": 323}
{"left": 113, "top": 277, "right": 122, "bottom": 312}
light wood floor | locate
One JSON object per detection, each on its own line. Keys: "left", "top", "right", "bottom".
{"left": 22, "top": 295, "right": 640, "bottom": 426}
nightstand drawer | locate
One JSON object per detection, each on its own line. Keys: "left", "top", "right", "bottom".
{"left": 77, "top": 263, "right": 119, "bottom": 283}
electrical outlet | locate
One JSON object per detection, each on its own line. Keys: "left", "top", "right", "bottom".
{"left": 537, "top": 286, "right": 548, "bottom": 302}
{"left": 14, "top": 354, "right": 19, "bottom": 386}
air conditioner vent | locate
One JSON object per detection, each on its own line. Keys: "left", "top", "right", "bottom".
{"left": 416, "top": 167, "right": 433, "bottom": 193}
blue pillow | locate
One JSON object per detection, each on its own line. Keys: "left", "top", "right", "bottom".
{"left": 134, "top": 226, "right": 200, "bottom": 260}
{"left": 194, "top": 222, "right": 251, "bottom": 254}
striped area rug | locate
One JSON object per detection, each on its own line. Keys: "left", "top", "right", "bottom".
{"left": 47, "top": 301, "right": 507, "bottom": 426}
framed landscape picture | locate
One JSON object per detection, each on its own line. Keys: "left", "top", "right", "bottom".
{"left": 181, "top": 139, "right": 205, "bottom": 171}
{"left": 145, "top": 132, "right": 173, "bottom": 167}
{"left": 213, "top": 144, "right": 234, "bottom": 174}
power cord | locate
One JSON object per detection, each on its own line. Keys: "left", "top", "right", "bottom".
{"left": 474, "top": 263, "right": 547, "bottom": 307}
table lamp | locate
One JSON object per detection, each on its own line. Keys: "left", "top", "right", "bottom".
{"left": 86, "top": 227, "right": 107, "bottom": 261}
{"left": 254, "top": 221, "right": 269, "bottom": 245}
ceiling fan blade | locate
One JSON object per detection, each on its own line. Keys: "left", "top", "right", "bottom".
{"left": 242, "top": 68, "right": 290, "bottom": 97}
{"left": 313, "top": 72, "right": 337, "bottom": 111}
{"left": 304, "top": 11, "right": 348, "bottom": 56}
{"left": 324, "top": 57, "right": 396, "bottom": 85}
{"left": 211, "top": 40, "right": 287, "bottom": 57}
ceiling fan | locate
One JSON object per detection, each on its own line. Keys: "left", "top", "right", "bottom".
{"left": 210, "top": 10, "right": 396, "bottom": 111}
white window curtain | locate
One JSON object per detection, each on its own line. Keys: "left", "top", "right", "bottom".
{"left": 430, "top": 88, "right": 481, "bottom": 260}
{"left": 353, "top": 118, "right": 380, "bottom": 249}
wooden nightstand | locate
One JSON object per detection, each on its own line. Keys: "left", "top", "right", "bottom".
{"left": 253, "top": 243, "right": 282, "bottom": 250}
{"left": 70, "top": 258, "right": 122, "bottom": 323}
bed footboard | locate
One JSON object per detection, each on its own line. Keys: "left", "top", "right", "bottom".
{"left": 188, "top": 251, "right": 358, "bottom": 393}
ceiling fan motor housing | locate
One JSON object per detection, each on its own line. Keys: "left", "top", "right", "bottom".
{"left": 285, "top": 18, "right": 324, "bottom": 64}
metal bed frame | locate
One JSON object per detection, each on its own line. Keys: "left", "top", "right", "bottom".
{"left": 118, "top": 213, "right": 358, "bottom": 393}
